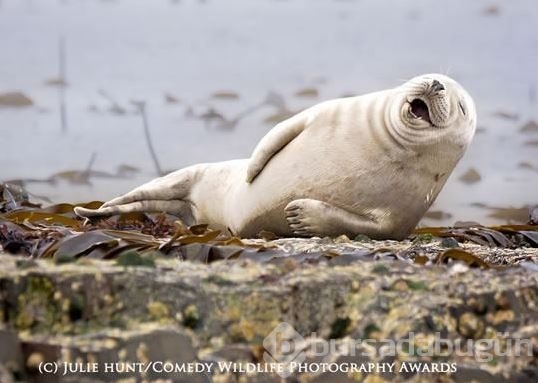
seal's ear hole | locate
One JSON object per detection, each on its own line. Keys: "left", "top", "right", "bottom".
{"left": 458, "top": 100, "right": 466, "bottom": 116}
{"left": 410, "top": 99, "right": 431, "bottom": 123}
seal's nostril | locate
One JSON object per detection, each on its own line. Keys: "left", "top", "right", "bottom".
{"left": 431, "top": 79, "right": 445, "bottom": 92}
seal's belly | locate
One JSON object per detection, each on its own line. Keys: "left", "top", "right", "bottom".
{"left": 234, "top": 127, "right": 436, "bottom": 237}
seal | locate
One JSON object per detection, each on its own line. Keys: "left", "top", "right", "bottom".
{"left": 75, "top": 74, "right": 476, "bottom": 239}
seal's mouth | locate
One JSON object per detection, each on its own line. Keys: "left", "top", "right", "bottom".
{"left": 410, "top": 98, "right": 432, "bottom": 125}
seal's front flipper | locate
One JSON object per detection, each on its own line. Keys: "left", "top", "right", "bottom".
{"left": 284, "top": 199, "right": 393, "bottom": 239}
{"left": 246, "top": 111, "right": 310, "bottom": 183}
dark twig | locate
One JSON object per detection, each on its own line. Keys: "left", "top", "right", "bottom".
{"left": 219, "top": 101, "right": 265, "bottom": 130}
{"left": 98, "top": 89, "right": 127, "bottom": 114}
{"left": 131, "top": 101, "right": 164, "bottom": 176}
{"left": 82, "top": 152, "right": 97, "bottom": 180}
{"left": 215, "top": 92, "right": 283, "bottom": 130}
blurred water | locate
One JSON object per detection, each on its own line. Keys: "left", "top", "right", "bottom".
{"left": 0, "top": 0, "right": 536, "bottom": 226}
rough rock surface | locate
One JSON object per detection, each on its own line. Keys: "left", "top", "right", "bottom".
{"left": 0, "top": 237, "right": 537, "bottom": 383}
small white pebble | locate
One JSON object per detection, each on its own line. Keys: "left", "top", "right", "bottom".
{"left": 449, "top": 262, "right": 469, "bottom": 275}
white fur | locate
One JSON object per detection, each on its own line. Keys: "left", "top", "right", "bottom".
{"left": 75, "top": 74, "right": 476, "bottom": 240}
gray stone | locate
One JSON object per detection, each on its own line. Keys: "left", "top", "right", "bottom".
{"left": 0, "top": 328, "right": 23, "bottom": 381}
{"left": 1, "top": 238, "right": 537, "bottom": 383}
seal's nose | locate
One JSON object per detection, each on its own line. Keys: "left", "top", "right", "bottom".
{"left": 431, "top": 79, "right": 445, "bottom": 93}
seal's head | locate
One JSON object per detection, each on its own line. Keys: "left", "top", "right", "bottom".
{"left": 392, "top": 74, "right": 476, "bottom": 148}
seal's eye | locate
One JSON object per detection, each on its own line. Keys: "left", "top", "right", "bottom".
{"left": 458, "top": 100, "right": 466, "bottom": 116}
{"left": 410, "top": 99, "right": 431, "bottom": 124}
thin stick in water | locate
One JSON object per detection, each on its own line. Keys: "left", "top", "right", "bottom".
{"left": 132, "top": 101, "right": 164, "bottom": 176}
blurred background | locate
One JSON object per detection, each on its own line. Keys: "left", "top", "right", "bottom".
{"left": 0, "top": 0, "right": 536, "bottom": 227}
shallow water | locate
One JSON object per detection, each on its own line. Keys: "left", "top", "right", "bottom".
{"left": 0, "top": 0, "right": 537, "bottom": 226}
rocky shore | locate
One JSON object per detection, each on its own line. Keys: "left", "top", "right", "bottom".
{"left": 1, "top": 236, "right": 537, "bottom": 383}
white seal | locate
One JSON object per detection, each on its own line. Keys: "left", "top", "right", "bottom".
{"left": 75, "top": 74, "right": 476, "bottom": 239}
